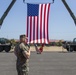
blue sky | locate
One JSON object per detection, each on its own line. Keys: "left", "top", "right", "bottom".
{"left": 0, "top": 0, "right": 76, "bottom": 41}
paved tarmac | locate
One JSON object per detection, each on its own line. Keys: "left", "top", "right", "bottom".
{"left": 0, "top": 51, "right": 76, "bottom": 75}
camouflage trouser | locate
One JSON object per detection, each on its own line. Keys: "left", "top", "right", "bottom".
{"left": 16, "top": 64, "right": 29, "bottom": 75}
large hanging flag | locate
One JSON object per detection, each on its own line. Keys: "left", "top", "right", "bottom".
{"left": 26, "top": 3, "right": 51, "bottom": 44}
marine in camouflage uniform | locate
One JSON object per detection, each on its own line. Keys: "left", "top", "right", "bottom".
{"left": 14, "top": 35, "right": 30, "bottom": 75}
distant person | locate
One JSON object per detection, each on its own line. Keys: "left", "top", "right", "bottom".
{"left": 14, "top": 34, "right": 30, "bottom": 75}
{"left": 34, "top": 43, "right": 44, "bottom": 54}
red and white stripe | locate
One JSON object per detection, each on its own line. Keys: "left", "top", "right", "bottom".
{"left": 26, "top": 3, "right": 50, "bottom": 44}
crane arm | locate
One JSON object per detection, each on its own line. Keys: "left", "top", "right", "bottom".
{"left": 62, "top": 0, "right": 76, "bottom": 25}
{"left": 0, "top": 0, "right": 16, "bottom": 25}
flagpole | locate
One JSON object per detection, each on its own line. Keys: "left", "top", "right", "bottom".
{"left": 23, "top": 0, "right": 54, "bottom": 4}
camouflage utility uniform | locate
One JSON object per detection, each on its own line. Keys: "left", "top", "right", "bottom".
{"left": 15, "top": 43, "right": 30, "bottom": 75}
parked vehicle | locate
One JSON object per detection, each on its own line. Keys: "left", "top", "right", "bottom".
{"left": 0, "top": 38, "right": 12, "bottom": 52}
{"left": 63, "top": 38, "right": 76, "bottom": 52}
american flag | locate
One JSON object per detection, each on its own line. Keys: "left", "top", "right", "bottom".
{"left": 26, "top": 3, "right": 50, "bottom": 44}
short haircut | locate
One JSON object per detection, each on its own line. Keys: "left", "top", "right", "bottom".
{"left": 20, "top": 34, "right": 26, "bottom": 38}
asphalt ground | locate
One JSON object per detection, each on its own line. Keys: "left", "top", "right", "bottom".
{"left": 0, "top": 51, "right": 76, "bottom": 75}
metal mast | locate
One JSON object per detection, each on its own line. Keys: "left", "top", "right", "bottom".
{"left": 62, "top": 0, "right": 76, "bottom": 25}
{"left": 0, "top": 0, "right": 16, "bottom": 25}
